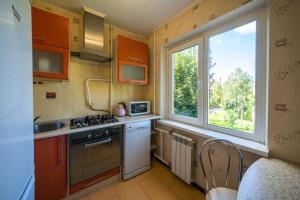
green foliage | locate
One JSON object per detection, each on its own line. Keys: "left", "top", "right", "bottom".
{"left": 173, "top": 47, "right": 198, "bottom": 118}
{"left": 222, "top": 68, "right": 254, "bottom": 123}
{"left": 208, "top": 110, "right": 253, "bottom": 133}
{"left": 209, "top": 79, "right": 223, "bottom": 109}
{"left": 173, "top": 47, "right": 255, "bottom": 133}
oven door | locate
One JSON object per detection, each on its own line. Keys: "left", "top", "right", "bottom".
{"left": 69, "top": 132, "right": 121, "bottom": 187}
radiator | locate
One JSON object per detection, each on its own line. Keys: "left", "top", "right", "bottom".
{"left": 171, "top": 132, "right": 195, "bottom": 184}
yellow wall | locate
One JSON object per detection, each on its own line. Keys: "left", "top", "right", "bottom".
{"left": 32, "top": 0, "right": 151, "bottom": 121}
{"left": 268, "top": 0, "right": 300, "bottom": 164}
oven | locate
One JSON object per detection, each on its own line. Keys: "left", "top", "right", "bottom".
{"left": 69, "top": 125, "right": 122, "bottom": 193}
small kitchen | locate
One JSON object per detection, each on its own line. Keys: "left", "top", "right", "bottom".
{"left": 1, "top": 0, "right": 300, "bottom": 200}
{"left": 31, "top": 0, "right": 162, "bottom": 199}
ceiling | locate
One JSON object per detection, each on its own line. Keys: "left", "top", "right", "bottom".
{"left": 42, "top": 0, "right": 195, "bottom": 35}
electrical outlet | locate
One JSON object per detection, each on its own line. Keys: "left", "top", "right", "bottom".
{"left": 46, "top": 92, "right": 56, "bottom": 99}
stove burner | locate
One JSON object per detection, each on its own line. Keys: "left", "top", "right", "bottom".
{"left": 70, "top": 114, "right": 118, "bottom": 129}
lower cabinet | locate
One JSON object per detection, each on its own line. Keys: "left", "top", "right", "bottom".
{"left": 34, "top": 135, "right": 67, "bottom": 200}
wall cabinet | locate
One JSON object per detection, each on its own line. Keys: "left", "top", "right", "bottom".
{"left": 32, "top": 7, "right": 69, "bottom": 48}
{"left": 34, "top": 135, "right": 67, "bottom": 200}
{"left": 117, "top": 36, "right": 148, "bottom": 84}
{"left": 32, "top": 7, "right": 69, "bottom": 80}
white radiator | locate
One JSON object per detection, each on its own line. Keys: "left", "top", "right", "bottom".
{"left": 171, "top": 132, "right": 194, "bottom": 184}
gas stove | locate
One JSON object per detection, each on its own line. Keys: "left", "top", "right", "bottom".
{"left": 70, "top": 114, "right": 119, "bottom": 129}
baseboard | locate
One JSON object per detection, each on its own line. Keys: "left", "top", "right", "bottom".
{"left": 191, "top": 182, "right": 206, "bottom": 194}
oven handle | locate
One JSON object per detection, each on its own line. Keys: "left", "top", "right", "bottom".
{"left": 84, "top": 137, "right": 112, "bottom": 148}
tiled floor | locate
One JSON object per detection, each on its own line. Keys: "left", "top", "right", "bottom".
{"left": 78, "top": 161, "right": 205, "bottom": 200}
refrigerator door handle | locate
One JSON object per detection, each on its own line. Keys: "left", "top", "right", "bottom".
{"left": 12, "top": 5, "right": 21, "bottom": 22}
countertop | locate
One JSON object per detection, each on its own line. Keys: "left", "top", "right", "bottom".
{"left": 34, "top": 114, "right": 161, "bottom": 140}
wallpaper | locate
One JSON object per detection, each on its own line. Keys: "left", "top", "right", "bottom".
{"left": 268, "top": 0, "right": 300, "bottom": 164}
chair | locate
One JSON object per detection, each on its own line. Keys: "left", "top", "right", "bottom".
{"left": 199, "top": 138, "right": 243, "bottom": 200}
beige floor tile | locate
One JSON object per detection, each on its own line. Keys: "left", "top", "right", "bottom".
{"left": 77, "top": 161, "right": 204, "bottom": 200}
{"left": 89, "top": 184, "right": 117, "bottom": 200}
{"left": 156, "top": 170, "right": 182, "bottom": 187}
{"left": 151, "top": 188, "right": 181, "bottom": 200}
{"left": 113, "top": 178, "right": 139, "bottom": 194}
{"left": 194, "top": 193, "right": 206, "bottom": 200}
{"left": 170, "top": 180, "right": 201, "bottom": 200}
{"left": 107, "top": 195, "right": 120, "bottom": 200}
{"left": 132, "top": 169, "right": 153, "bottom": 182}
{"left": 78, "top": 195, "right": 89, "bottom": 200}
{"left": 118, "top": 184, "right": 150, "bottom": 200}
{"left": 139, "top": 175, "right": 169, "bottom": 199}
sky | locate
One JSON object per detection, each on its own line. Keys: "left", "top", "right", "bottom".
{"left": 209, "top": 21, "right": 256, "bottom": 83}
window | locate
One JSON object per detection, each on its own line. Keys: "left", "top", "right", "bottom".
{"left": 207, "top": 21, "right": 256, "bottom": 133}
{"left": 168, "top": 38, "right": 203, "bottom": 125}
{"left": 167, "top": 10, "right": 267, "bottom": 143}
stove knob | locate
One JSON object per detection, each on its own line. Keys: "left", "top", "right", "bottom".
{"left": 105, "top": 130, "right": 109, "bottom": 134}
{"left": 88, "top": 133, "right": 92, "bottom": 138}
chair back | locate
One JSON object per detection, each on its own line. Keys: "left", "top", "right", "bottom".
{"left": 199, "top": 138, "right": 243, "bottom": 193}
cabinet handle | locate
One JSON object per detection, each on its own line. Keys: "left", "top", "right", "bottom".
{"left": 61, "top": 137, "right": 64, "bottom": 166}
{"left": 33, "top": 36, "right": 47, "bottom": 43}
{"left": 12, "top": 5, "right": 21, "bottom": 22}
{"left": 127, "top": 56, "right": 143, "bottom": 62}
{"left": 57, "top": 137, "right": 63, "bottom": 166}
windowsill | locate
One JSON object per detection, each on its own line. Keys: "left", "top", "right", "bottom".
{"left": 158, "top": 119, "right": 269, "bottom": 157}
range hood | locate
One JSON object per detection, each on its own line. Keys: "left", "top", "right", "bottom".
{"left": 71, "top": 7, "right": 112, "bottom": 63}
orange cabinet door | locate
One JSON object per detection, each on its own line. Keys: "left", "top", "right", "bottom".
{"left": 33, "top": 43, "right": 69, "bottom": 80}
{"left": 32, "top": 7, "right": 69, "bottom": 49}
{"left": 118, "top": 35, "right": 148, "bottom": 64}
{"left": 34, "top": 135, "right": 67, "bottom": 200}
{"left": 118, "top": 59, "right": 148, "bottom": 84}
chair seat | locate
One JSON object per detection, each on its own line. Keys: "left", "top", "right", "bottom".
{"left": 206, "top": 187, "right": 238, "bottom": 200}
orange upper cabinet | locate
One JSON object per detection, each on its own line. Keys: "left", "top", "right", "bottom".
{"left": 32, "top": 7, "right": 69, "bottom": 48}
{"left": 32, "top": 7, "right": 69, "bottom": 80}
{"left": 117, "top": 35, "right": 149, "bottom": 84}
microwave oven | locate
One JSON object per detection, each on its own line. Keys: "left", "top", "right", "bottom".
{"left": 125, "top": 101, "right": 150, "bottom": 116}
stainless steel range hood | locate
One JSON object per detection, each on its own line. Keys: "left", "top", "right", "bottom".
{"left": 71, "top": 7, "right": 112, "bottom": 63}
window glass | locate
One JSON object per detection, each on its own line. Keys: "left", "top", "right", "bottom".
{"left": 172, "top": 45, "right": 199, "bottom": 118}
{"left": 208, "top": 21, "right": 256, "bottom": 133}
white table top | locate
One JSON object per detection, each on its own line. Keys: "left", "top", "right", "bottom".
{"left": 237, "top": 158, "right": 300, "bottom": 200}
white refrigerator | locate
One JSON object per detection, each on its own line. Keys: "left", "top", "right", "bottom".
{"left": 0, "top": 0, "right": 34, "bottom": 199}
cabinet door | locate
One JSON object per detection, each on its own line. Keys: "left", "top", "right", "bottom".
{"left": 118, "top": 35, "right": 148, "bottom": 64}
{"left": 32, "top": 7, "right": 69, "bottom": 49}
{"left": 118, "top": 59, "right": 148, "bottom": 84}
{"left": 34, "top": 135, "right": 67, "bottom": 200}
{"left": 33, "top": 43, "right": 69, "bottom": 80}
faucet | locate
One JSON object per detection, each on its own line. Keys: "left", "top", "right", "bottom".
{"left": 34, "top": 115, "right": 42, "bottom": 123}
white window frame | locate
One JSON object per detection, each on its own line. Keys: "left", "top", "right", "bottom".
{"left": 167, "top": 37, "right": 204, "bottom": 126}
{"left": 166, "top": 9, "right": 267, "bottom": 143}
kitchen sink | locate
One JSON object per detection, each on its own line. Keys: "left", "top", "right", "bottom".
{"left": 34, "top": 122, "right": 67, "bottom": 134}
